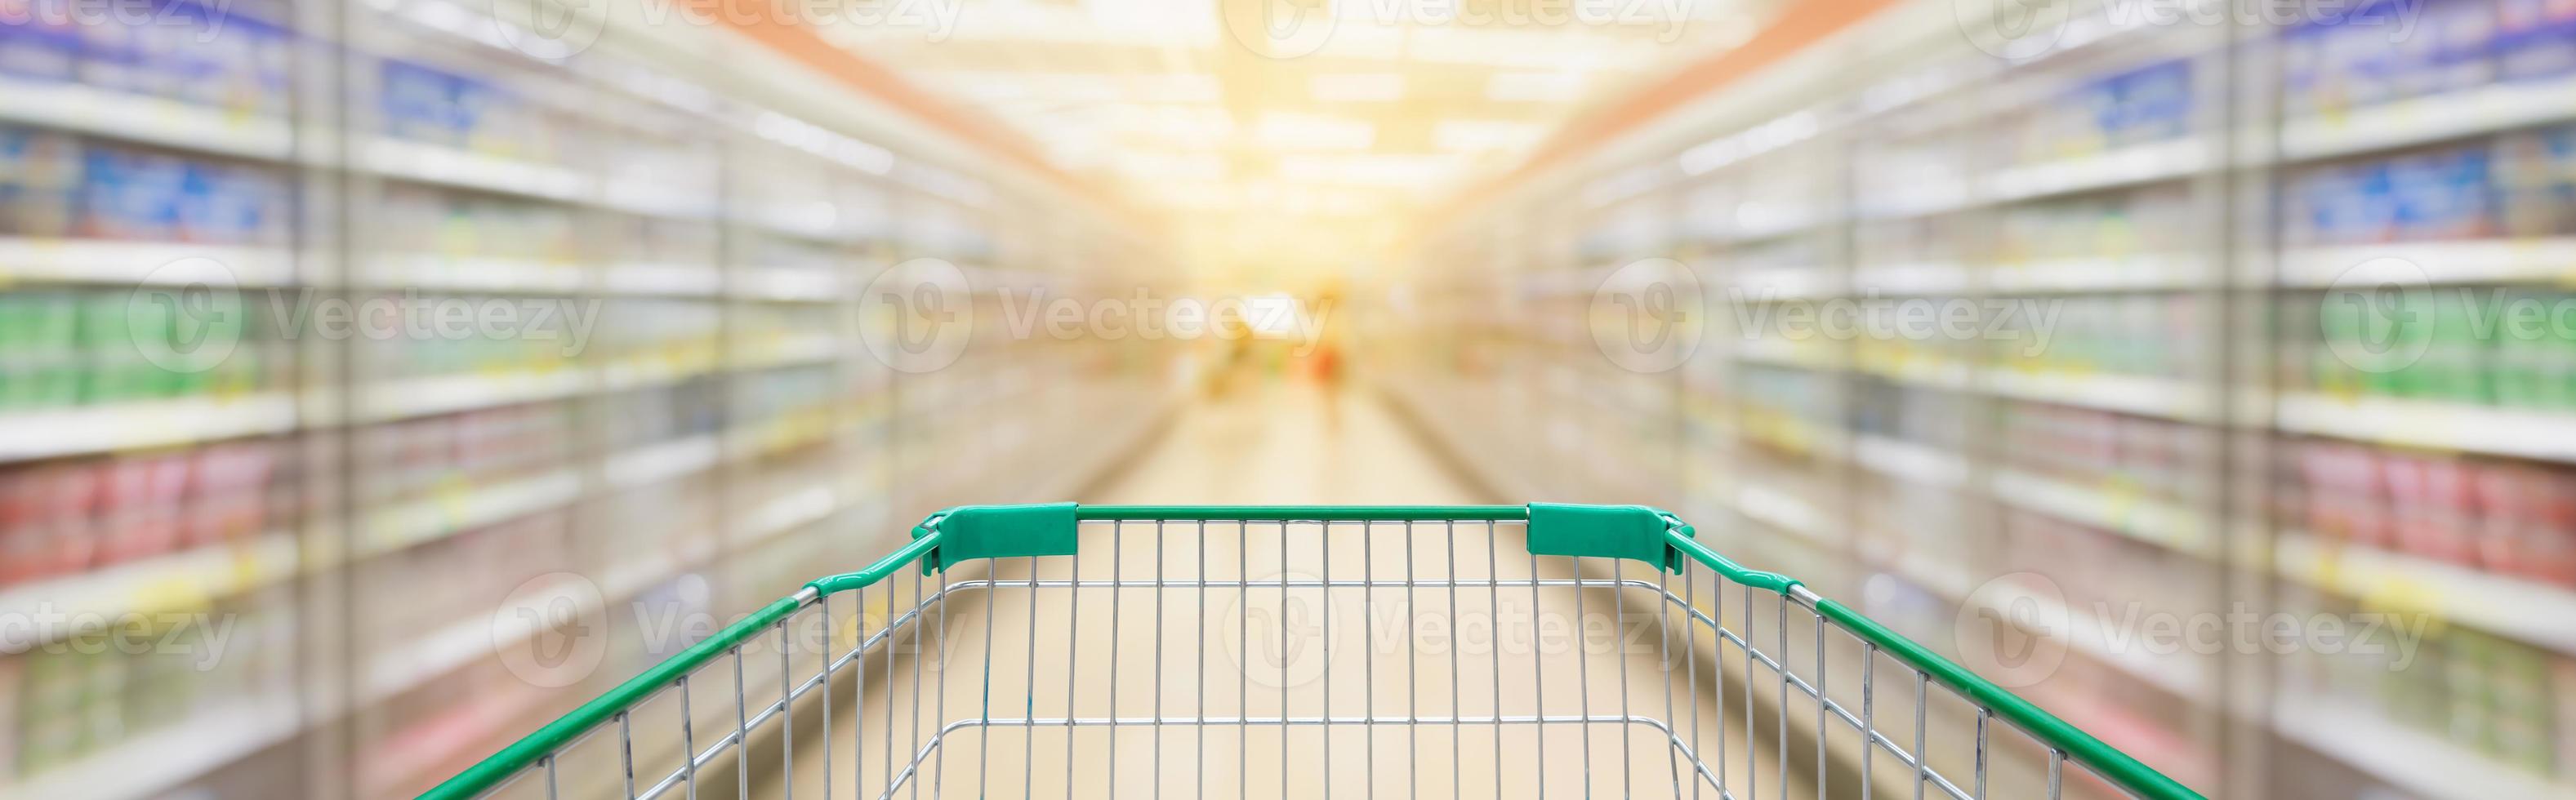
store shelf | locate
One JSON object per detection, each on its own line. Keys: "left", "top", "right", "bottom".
{"left": 2, "top": 696, "right": 303, "bottom": 800}
{"left": 601, "top": 262, "right": 724, "bottom": 296}
{"left": 0, "top": 531, "right": 299, "bottom": 651}
{"left": 1734, "top": 266, "right": 1838, "bottom": 300}
{"left": 1987, "top": 254, "right": 2209, "bottom": 292}
{"left": 358, "top": 469, "right": 584, "bottom": 558}
{"left": 361, "top": 254, "right": 588, "bottom": 293}
{"left": 0, "top": 393, "right": 300, "bottom": 464}
{"left": 0, "top": 78, "right": 292, "bottom": 160}
{"left": 362, "top": 137, "right": 593, "bottom": 202}
{"left": 598, "top": 178, "right": 722, "bottom": 221}
{"left": 731, "top": 336, "right": 842, "bottom": 371}
{"left": 2274, "top": 531, "right": 2576, "bottom": 656}
{"left": 1732, "top": 481, "right": 1830, "bottom": 541}
{"left": 733, "top": 267, "right": 844, "bottom": 301}
{"left": 1990, "top": 469, "right": 2213, "bottom": 557}
{"left": 1862, "top": 356, "right": 1975, "bottom": 391}
{"left": 1852, "top": 183, "right": 1974, "bottom": 220}
{"left": 1968, "top": 577, "right": 2210, "bottom": 697}
{"left": 2275, "top": 238, "right": 2576, "bottom": 287}
{"left": 1981, "top": 369, "right": 2213, "bottom": 421}
{"left": 2281, "top": 74, "right": 2576, "bottom": 162}
{"left": 1851, "top": 433, "right": 1968, "bottom": 488}
{"left": 355, "top": 370, "right": 587, "bottom": 422}
{"left": 1981, "top": 138, "right": 2207, "bottom": 202}
{"left": 1852, "top": 260, "right": 1968, "bottom": 295}
{"left": 1734, "top": 337, "right": 1847, "bottom": 371}
{"left": 0, "top": 238, "right": 296, "bottom": 287}
{"left": 2276, "top": 393, "right": 2576, "bottom": 464}
{"left": 2274, "top": 692, "right": 2572, "bottom": 800}
{"left": 363, "top": 567, "right": 618, "bottom": 704}
{"left": 599, "top": 353, "right": 716, "bottom": 391}
{"left": 742, "top": 482, "right": 842, "bottom": 542}
{"left": 603, "top": 433, "right": 721, "bottom": 490}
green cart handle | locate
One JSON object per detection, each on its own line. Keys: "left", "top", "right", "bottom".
{"left": 421, "top": 504, "right": 2201, "bottom": 800}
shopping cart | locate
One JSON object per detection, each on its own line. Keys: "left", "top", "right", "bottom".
{"left": 421, "top": 504, "right": 2199, "bottom": 800}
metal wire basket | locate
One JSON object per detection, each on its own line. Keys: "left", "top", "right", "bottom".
{"left": 421, "top": 504, "right": 2198, "bottom": 800}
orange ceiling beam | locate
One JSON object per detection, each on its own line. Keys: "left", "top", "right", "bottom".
{"left": 707, "top": 0, "right": 1130, "bottom": 215}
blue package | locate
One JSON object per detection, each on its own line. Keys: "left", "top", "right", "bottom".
{"left": 176, "top": 162, "right": 261, "bottom": 244}
{"left": 381, "top": 60, "right": 463, "bottom": 145}
{"left": 0, "top": 0, "right": 77, "bottom": 82}
{"left": 2422, "top": 0, "right": 2502, "bottom": 95}
{"left": 2117, "top": 60, "right": 2194, "bottom": 145}
{"left": 2494, "top": 0, "right": 2576, "bottom": 81}
{"left": 78, "top": 145, "right": 188, "bottom": 240}
{"left": 70, "top": 1, "right": 140, "bottom": 94}
{"left": 2385, "top": 146, "right": 2497, "bottom": 239}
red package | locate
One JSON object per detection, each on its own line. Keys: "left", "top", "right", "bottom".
{"left": 45, "top": 464, "right": 100, "bottom": 575}
{"left": 2387, "top": 456, "right": 2480, "bottom": 566}
{"left": 0, "top": 469, "right": 47, "bottom": 585}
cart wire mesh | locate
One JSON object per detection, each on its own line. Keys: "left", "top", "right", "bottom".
{"left": 422, "top": 504, "right": 2198, "bottom": 800}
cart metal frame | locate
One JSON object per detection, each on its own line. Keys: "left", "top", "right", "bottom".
{"left": 421, "top": 504, "right": 2199, "bottom": 800}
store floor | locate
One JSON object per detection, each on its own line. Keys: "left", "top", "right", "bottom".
{"left": 751, "top": 380, "right": 1810, "bottom": 800}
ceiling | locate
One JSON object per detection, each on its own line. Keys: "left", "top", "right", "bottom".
{"left": 810, "top": 0, "right": 1784, "bottom": 277}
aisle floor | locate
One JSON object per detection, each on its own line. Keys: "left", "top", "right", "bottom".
{"left": 755, "top": 382, "right": 1812, "bottom": 800}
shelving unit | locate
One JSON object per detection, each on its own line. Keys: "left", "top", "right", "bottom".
{"left": 0, "top": 2, "right": 1177, "bottom": 798}
{"left": 1385, "top": 6, "right": 2576, "bottom": 798}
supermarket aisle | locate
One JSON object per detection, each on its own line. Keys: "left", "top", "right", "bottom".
{"left": 757, "top": 381, "right": 1811, "bottom": 800}
{"left": 1082, "top": 380, "right": 1487, "bottom": 506}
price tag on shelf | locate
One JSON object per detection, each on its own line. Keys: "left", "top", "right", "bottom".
{"left": 131, "top": 573, "right": 212, "bottom": 618}
{"left": 432, "top": 473, "right": 474, "bottom": 529}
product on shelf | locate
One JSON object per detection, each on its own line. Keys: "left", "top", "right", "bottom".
{"left": 354, "top": 402, "right": 570, "bottom": 507}
{"left": 2005, "top": 57, "right": 2193, "bottom": 163}
{"left": 1994, "top": 185, "right": 2192, "bottom": 263}
{"left": 4, "top": 584, "right": 296, "bottom": 780}
{"left": 378, "top": 59, "right": 568, "bottom": 161}
{"left": 0, "top": 438, "right": 284, "bottom": 586}
{"left": 2290, "top": 437, "right": 2576, "bottom": 585}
